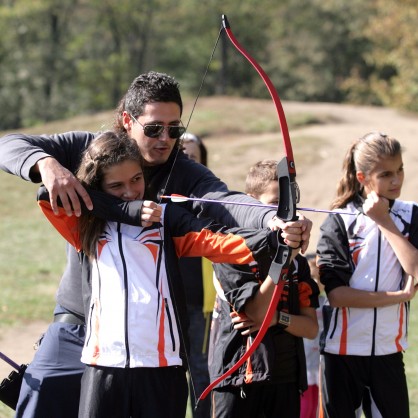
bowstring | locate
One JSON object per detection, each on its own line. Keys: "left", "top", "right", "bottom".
{"left": 156, "top": 24, "right": 224, "bottom": 406}
{"left": 184, "top": 26, "right": 224, "bottom": 132}
{"left": 157, "top": 25, "right": 223, "bottom": 202}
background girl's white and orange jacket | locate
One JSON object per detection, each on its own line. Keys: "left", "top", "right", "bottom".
{"left": 317, "top": 197, "right": 418, "bottom": 356}
{"left": 38, "top": 191, "right": 276, "bottom": 369}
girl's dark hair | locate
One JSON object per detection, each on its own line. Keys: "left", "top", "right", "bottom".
{"left": 113, "top": 71, "right": 183, "bottom": 133}
{"left": 331, "top": 132, "right": 401, "bottom": 209}
{"left": 181, "top": 133, "right": 208, "bottom": 167}
{"left": 76, "top": 131, "right": 143, "bottom": 258}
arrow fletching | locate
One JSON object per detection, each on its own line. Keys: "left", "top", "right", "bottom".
{"left": 165, "top": 194, "right": 189, "bottom": 203}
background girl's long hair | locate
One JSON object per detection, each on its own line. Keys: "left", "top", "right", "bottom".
{"left": 331, "top": 132, "right": 401, "bottom": 209}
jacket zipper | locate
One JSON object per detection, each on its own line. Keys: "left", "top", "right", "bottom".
{"left": 329, "top": 307, "right": 339, "bottom": 340}
{"left": 86, "top": 303, "right": 95, "bottom": 346}
{"left": 117, "top": 222, "right": 131, "bottom": 367}
{"left": 164, "top": 297, "right": 176, "bottom": 351}
{"left": 371, "top": 229, "right": 381, "bottom": 355}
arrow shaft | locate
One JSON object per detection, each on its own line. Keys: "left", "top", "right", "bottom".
{"left": 160, "top": 195, "right": 352, "bottom": 215}
{"left": 0, "top": 351, "right": 20, "bottom": 370}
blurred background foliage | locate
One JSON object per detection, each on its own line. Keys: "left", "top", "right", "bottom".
{"left": 1, "top": 0, "right": 417, "bottom": 130}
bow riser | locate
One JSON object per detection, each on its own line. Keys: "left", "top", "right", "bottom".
{"left": 277, "top": 156, "right": 299, "bottom": 222}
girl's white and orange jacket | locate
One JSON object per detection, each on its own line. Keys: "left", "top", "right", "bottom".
{"left": 38, "top": 186, "right": 277, "bottom": 369}
{"left": 317, "top": 196, "right": 418, "bottom": 356}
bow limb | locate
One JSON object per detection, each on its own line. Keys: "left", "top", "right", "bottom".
{"left": 196, "top": 280, "right": 284, "bottom": 402}
{"left": 222, "top": 15, "right": 296, "bottom": 181}
{"left": 222, "top": 14, "right": 300, "bottom": 223}
{"left": 196, "top": 15, "right": 299, "bottom": 406}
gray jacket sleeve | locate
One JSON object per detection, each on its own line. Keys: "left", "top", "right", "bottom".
{"left": 0, "top": 131, "right": 277, "bottom": 228}
{"left": 0, "top": 131, "right": 95, "bottom": 181}
{"left": 164, "top": 154, "right": 277, "bottom": 229}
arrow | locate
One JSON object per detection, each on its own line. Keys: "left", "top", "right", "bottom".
{"left": 160, "top": 194, "right": 354, "bottom": 216}
{"left": 0, "top": 351, "right": 20, "bottom": 371}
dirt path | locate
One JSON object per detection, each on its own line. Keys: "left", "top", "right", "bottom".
{"left": 1, "top": 100, "right": 418, "bottom": 398}
{"left": 207, "top": 100, "right": 418, "bottom": 252}
{"left": 0, "top": 320, "right": 48, "bottom": 382}
{"left": 285, "top": 101, "right": 418, "bottom": 250}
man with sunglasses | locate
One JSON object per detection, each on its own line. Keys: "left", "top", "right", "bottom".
{"left": 0, "top": 71, "right": 312, "bottom": 418}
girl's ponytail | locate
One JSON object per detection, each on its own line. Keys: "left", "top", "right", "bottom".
{"left": 331, "top": 142, "right": 360, "bottom": 209}
{"left": 331, "top": 132, "right": 401, "bottom": 209}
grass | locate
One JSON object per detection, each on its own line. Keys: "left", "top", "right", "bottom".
{"left": 405, "top": 301, "right": 418, "bottom": 415}
{"left": 0, "top": 97, "right": 417, "bottom": 417}
{"left": 0, "top": 174, "right": 65, "bottom": 328}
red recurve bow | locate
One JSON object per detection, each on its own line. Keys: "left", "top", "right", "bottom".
{"left": 196, "top": 14, "right": 300, "bottom": 407}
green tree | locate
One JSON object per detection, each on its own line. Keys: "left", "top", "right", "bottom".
{"left": 69, "top": 0, "right": 163, "bottom": 112}
{"left": 344, "top": 0, "right": 418, "bottom": 112}
{"left": 1, "top": 0, "right": 417, "bottom": 130}
{"left": 269, "top": 0, "right": 374, "bottom": 102}
{"left": 0, "top": 0, "right": 79, "bottom": 127}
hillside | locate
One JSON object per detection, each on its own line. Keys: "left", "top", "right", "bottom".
{"left": 202, "top": 98, "right": 418, "bottom": 251}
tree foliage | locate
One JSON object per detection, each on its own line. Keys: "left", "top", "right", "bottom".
{"left": 343, "top": 0, "right": 418, "bottom": 112}
{"left": 0, "top": 0, "right": 417, "bottom": 130}
{"left": 269, "top": 0, "right": 375, "bottom": 102}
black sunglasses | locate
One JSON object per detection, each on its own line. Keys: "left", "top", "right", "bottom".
{"left": 130, "top": 114, "right": 186, "bottom": 139}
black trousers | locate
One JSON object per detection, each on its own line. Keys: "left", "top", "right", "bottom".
{"left": 211, "top": 382, "right": 300, "bottom": 418}
{"left": 78, "top": 365, "right": 188, "bottom": 418}
{"left": 321, "top": 352, "right": 409, "bottom": 418}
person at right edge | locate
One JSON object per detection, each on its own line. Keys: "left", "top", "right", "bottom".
{"left": 316, "top": 132, "right": 418, "bottom": 418}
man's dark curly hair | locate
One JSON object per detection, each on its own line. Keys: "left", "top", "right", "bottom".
{"left": 114, "top": 71, "right": 183, "bottom": 133}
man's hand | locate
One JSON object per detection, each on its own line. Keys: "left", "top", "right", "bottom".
{"left": 268, "top": 214, "right": 312, "bottom": 254}
{"left": 141, "top": 201, "right": 162, "bottom": 227}
{"left": 37, "top": 157, "right": 93, "bottom": 217}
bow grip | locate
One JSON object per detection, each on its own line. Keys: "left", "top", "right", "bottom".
{"left": 268, "top": 157, "right": 300, "bottom": 284}
{"left": 268, "top": 239, "right": 292, "bottom": 284}
{"left": 276, "top": 156, "right": 299, "bottom": 222}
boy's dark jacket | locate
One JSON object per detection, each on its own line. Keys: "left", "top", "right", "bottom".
{"left": 209, "top": 255, "right": 319, "bottom": 392}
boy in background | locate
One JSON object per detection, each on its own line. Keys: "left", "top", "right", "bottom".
{"left": 208, "top": 159, "right": 320, "bottom": 418}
